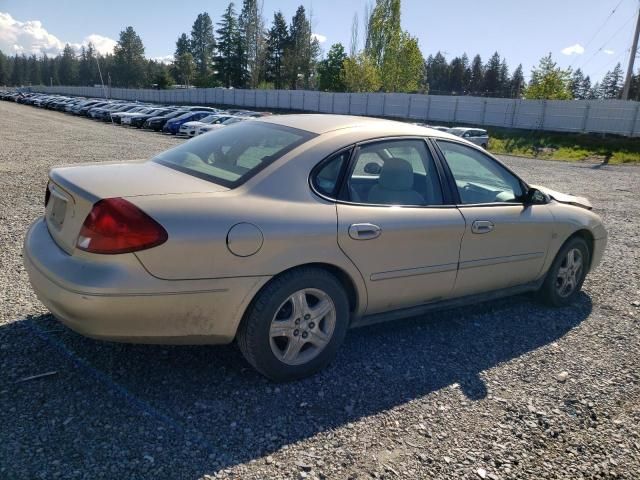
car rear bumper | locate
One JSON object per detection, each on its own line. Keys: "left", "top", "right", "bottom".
{"left": 24, "top": 218, "right": 270, "bottom": 344}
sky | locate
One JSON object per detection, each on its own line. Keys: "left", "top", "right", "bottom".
{"left": 1, "top": 0, "right": 638, "bottom": 83}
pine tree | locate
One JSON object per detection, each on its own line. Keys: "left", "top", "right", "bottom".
{"left": 113, "top": 26, "right": 146, "bottom": 87}
{"left": 78, "top": 43, "right": 99, "bottom": 86}
{"left": 510, "top": 64, "right": 525, "bottom": 98}
{"left": 449, "top": 56, "right": 466, "bottom": 94}
{"left": 27, "top": 54, "right": 41, "bottom": 85}
{"left": 600, "top": 63, "right": 624, "bottom": 99}
{"left": 426, "top": 52, "right": 449, "bottom": 94}
{"left": 580, "top": 75, "right": 592, "bottom": 100}
{"left": 0, "top": 51, "right": 11, "bottom": 86}
{"left": 461, "top": 53, "right": 471, "bottom": 93}
{"left": 190, "top": 13, "right": 216, "bottom": 86}
{"left": 216, "top": 3, "right": 243, "bottom": 87}
{"left": 498, "top": 59, "right": 510, "bottom": 97}
{"left": 483, "top": 52, "right": 502, "bottom": 96}
{"left": 239, "top": 0, "right": 265, "bottom": 88}
{"left": 469, "top": 54, "right": 483, "bottom": 95}
{"left": 284, "top": 6, "right": 315, "bottom": 89}
{"left": 58, "top": 44, "right": 78, "bottom": 85}
{"left": 569, "top": 68, "right": 585, "bottom": 99}
{"left": 175, "top": 33, "right": 191, "bottom": 57}
{"left": 265, "top": 11, "right": 288, "bottom": 89}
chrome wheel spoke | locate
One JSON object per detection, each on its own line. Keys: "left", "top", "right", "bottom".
{"left": 557, "top": 266, "right": 569, "bottom": 280}
{"left": 307, "top": 327, "right": 330, "bottom": 347}
{"left": 291, "top": 291, "right": 308, "bottom": 319}
{"left": 270, "top": 321, "right": 292, "bottom": 338}
{"left": 310, "top": 299, "right": 333, "bottom": 322}
{"left": 282, "top": 335, "right": 304, "bottom": 362}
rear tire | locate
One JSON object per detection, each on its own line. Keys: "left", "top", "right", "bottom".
{"left": 538, "top": 236, "right": 590, "bottom": 307}
{"left": 237, "top": 267, "right": 350, "bottom": 381}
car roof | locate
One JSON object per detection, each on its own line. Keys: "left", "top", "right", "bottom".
{"left": 256, "top": 114, "right": 460, "bottom": 140}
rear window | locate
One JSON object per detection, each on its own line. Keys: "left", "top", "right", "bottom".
{"left": 153, "top": 122, "right": 314, "bottom": 188}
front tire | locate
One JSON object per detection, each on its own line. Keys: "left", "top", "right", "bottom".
{"left": 237, "top": 267, "right": 350, "bottom": 381}
{"left": 538, "top": 236, "right": 590, "bottom": 307}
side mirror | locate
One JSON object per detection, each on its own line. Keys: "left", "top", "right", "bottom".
{"left": 524, "top": 188, "right": 548, "bottom": 205}
{"left": 364, "top": 162, "right": 382, "bottom": 175}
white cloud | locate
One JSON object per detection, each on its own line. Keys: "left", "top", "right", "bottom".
{"left": 311, "top": 33, "right": 327, "bottom": 44}
{"left": 603, "top": 49, "right": 615, "bottom": 55}
{"left": 152, "top": 54, "right": 173, "bottom": 64}
{"left": 0, "top": 11, "right": 116, "bottom": 57}
{"left": 561, "top": 43, "right": 585, "bottom": 56}
{"left": 83, "top": 34, "right": 117, "bottom": 55}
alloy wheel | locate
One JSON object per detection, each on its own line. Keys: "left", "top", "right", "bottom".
{"left": 269, "top": 288, "right": 336, "bottom": 366}
{"left": 555, "top": 247, "right": 583, "bottom": 298}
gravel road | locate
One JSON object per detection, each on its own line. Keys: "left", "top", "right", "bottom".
{"left": 1, "top": 101, "right": 639, "bottom": 480}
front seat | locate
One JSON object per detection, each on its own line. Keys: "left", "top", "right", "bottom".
{"left": 367, "top": 157, "right": 425, "bottom": 205}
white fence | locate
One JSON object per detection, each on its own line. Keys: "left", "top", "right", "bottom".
{"left": 30, "top": 85, "right": 640, "bottom": 137}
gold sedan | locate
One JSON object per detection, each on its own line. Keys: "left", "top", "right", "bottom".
{"left": 24, "top": 115, "right": 607, "bottom": 381}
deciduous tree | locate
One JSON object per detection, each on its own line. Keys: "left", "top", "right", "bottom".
{"left": 524, "top": 53, "right": 571, "bottom": 100}
{"left": 318, "top": 43, "right": 347, "bottom": 91}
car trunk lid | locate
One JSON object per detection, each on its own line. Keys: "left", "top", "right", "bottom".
{"left": 46, "top": 161, "right": 228, "bottom": 254}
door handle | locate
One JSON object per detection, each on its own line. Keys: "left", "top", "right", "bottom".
{"left": 471, "top": 220, "right": 494, "bottom": 234}
{"left": 348, "top": 223, "right": 381, "bottom": 240}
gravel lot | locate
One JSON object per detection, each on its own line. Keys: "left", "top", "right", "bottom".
{"left": 1, "top": 100, "right": 639, "bottom": 480}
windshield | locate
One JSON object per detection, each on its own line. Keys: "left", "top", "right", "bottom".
{"left": 153, "top": 122, "right": 313, "bottom": 187}
{"left": 200, "top": 114, "right": 220, "bottom": 123}
{"left": 447, "top": 128, "right": 466, "bottom": 136}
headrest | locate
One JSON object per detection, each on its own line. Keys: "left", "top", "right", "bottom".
{"left": 378, "top": 157, "right": 414, "bottom": 191}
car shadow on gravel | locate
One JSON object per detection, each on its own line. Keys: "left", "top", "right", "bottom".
{"left": 0, "top": 293, "right": 592, "bottom": 479}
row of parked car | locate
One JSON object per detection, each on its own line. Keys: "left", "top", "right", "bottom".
{"left": 0, "top": 90, "right": 271, "bottom": 138}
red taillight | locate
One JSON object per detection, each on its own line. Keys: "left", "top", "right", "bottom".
{"left": 45, "top": 182, "right": 51, "bottom": 207}
{"left": 76, "top": 198, "right": 168, "bottom": 254}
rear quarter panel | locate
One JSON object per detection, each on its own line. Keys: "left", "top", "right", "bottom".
{"left": 131, "top": 131, "right": 375, "bottom": 315}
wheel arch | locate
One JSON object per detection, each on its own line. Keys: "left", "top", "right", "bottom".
{"left": 237, "top": 262, "right": 362, "bottom": 337}
{"left": 566, "top": 228, "right": 595, "bottom": 270}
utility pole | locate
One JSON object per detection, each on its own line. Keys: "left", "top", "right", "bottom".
{"left": 621, "top": 4, "right": 640, "bottom": 100}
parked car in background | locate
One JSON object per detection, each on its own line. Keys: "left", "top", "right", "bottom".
{"left": 110, "top": 106, "right": 153, "bottom": 124}
{"left": 178, "top": 114, "right": 232, "bottom": 137}
{"left": 128, "top": 108, "right": 177, "bottom": 128}
{"left": 122, "top": 107, "right": 166, "bottom": 126}
{"left": 143, "top": 110, "right": 189, "bottom": 131}
{"left": 163, "top": 111, "right": 212, "bottom": 134}
{"left": 24, "top": 115, "right": 606, "bottom": 381}
{"left": 94, "top": 103, "right": 138, "bottom": 121}
{"left": 447, "top": 127, "right": 490, "bottom": 149}
{"left": 196, "top": 116, "right": 250, "bottom": 135}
